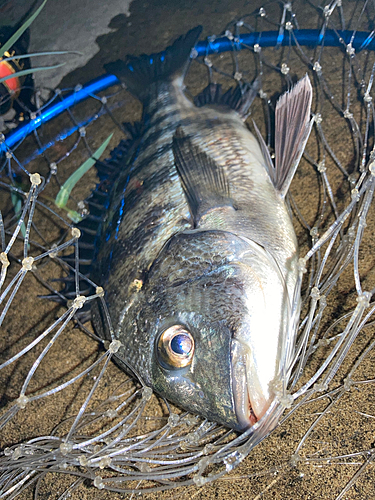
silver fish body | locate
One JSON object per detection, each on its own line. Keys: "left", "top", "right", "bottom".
{"left": 92, "top": 27, "right": 312, "bottom": 431}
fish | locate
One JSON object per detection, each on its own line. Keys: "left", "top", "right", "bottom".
{"left": 84, "top": 26, "right": 313, "bottom": 432}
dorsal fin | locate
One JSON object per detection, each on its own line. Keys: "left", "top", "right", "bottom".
{"left": 194, "top": 83, "right": 223, "bottom": 108}
{"left": 122, "top": 121, "right": 144, "bottom": 141}
{"left": 194, "top": 79, "right": 260, "bottom": 120}
{"left": 172, "top": 127, "right": 234, "bottom": 227}
{"left": 104, "top": 26, "right": 202, "bottom": 103}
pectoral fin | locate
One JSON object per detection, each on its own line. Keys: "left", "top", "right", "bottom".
{"left": 172, "top": 127, "right": 234, "bottom": 226}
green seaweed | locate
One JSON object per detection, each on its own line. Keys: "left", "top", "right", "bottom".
{"left": 0, "top": 0, "right": 48, "bottom": 59}
{"left": 0, "top": 63, "right": 66, "bottom": 85}
{"left": 4, "top": 50, "right": 81, "bottom": 62}
{"left": 55, "top": 133, "right": 114, "bottom": 219}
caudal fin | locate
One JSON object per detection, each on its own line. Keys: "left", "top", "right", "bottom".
{"left": 104, "top": 26, "right": 202, "bottom": 102}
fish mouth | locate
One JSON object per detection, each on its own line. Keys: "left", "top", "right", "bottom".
{"left": 231, "top": 338, "right": 269, "bottom": 431}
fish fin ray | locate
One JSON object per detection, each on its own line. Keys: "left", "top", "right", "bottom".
{"left": 194, "top": 82, "right": 223, "bottom": 107}
{"left": 96, "top": 136, "right": 134, "bottom": 181}
{"left": 172, "top": 127, "right": 233, "bottom": 226}
{"left": 274, "top": 75, "right": 313, "bottom": 198}
{"left": 252, "top": 119, "right": 276, "bottom": 185}
{"left": 122, "top": 121, "right": 144, "bottom": 141}
{"left": 194, "top": 78, "right": 260, "bottom": 120}
{"left": 104, "top": 26, "right": 202, "bottom": 102}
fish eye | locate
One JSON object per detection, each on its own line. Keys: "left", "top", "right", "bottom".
{"left": 157, "top": 325, "right": 194, "bottom": 369}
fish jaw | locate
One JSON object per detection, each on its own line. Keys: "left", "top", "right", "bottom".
{"left": 231, "top": 339, "right": 258, "bottom": 429}
{"left": 231, "top": 338, "right": 272, "bottom": 430}
{"left": 229, "top": 239, "right": 298, "bottom": 430}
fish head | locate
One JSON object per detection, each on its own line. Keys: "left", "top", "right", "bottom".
{"left": 138, "top": 229, "right": 297, "bottom": 431}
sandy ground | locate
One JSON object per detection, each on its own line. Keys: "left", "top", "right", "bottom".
{"left": 0, "top": 0, "right": 374, "bottom": 499}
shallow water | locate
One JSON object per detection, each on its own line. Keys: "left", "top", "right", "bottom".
{"left": 0, "top": 0, "right": 375, "bottom": 499}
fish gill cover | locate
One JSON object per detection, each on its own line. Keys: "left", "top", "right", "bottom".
{"left": 0, "top": 0, "right": 374, "bottom": 499}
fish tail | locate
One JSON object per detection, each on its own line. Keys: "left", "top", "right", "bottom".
{"left": 104, "top": 26, "right": 202, "bottom": 102}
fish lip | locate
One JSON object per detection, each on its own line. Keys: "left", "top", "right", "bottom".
{"left": 230, "top": 338, "right": 258, "bottom": 431}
